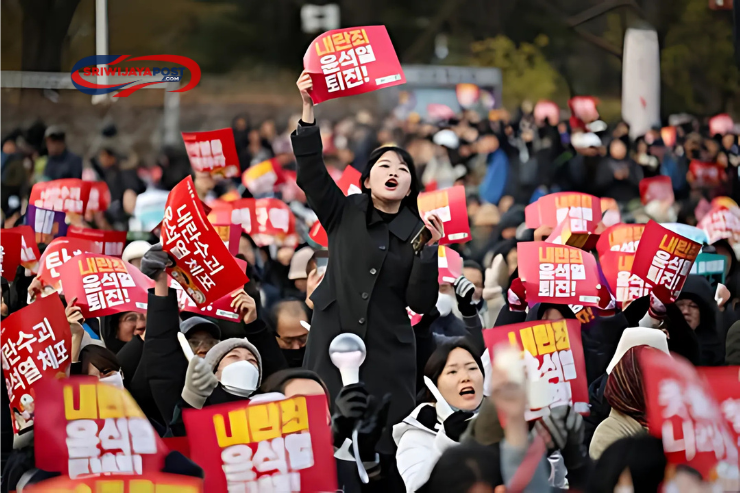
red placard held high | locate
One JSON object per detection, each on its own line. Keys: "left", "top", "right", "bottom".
{"left": 85, "top": 181, "right": 111, "bottom": 213}
{"left": 639, "top": 175, "right": 674, "bottom": 205}
{"left": 252, "top": 198, "right": 299, "bottom": 248}
{"left": 182, "top": 395, "right": 337, "bottom": 493}
{"left": 418, "top": 185, "right": 471, "bottom": 244}
{"left": 1, "top": 293, "right": 71, "bottom": 434}
{"left": 36, "top": 237, "right": 98, "bottom": 293}
{"left": 1, "top": 229, "right": 22, "bottom": 280}
{"left": 242, "top": 158, "right": 286, "bottom": 196}
{"left": 689, "top": 160, "right": 726, "bottom": 188}
{"left": 182, "top": 128, "right": 240, "bottom": 178}
{"left": 25, "top": 473, "right": 203, "bottom": 493}
{"left": 630, "top": 220, "right": 700, "bottom": 303}
{"left": 9, "top": 225, "right": 41, "bottom": 273}
{"left": 438, "top": 246, "right": 463, "bottom": 284}
{"left": 595, "top": 223, "right": 645, "bottom": 257}
{"left": 304, "top": 26, "right": 406, "bottom": 104}
{"left": 67, "top": 226, "right": 127, "bottom": 258}
{"left": 161, "top": 176, "right": 248, "bottom": 306}
{"left": 172, "top": 258, "right": 248, "bottom": 322}
{"left": 599, "top": 251, "right": 651, "bottom": 308}
{"left": 698, "top": 207, "right": 740, "bottom": 244}
{"left": 29, "top": 179, "right": 91, "bottom": 214}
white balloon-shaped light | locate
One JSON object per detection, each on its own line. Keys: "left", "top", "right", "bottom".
{"left": 329, "top": 333, "right": 366, "bottom": 386}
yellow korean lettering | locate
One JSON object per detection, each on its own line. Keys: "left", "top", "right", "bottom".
{"left": 97, "top": 383, "right": 126, "bottom": 419}
{"left": 155, "top": 485, "right": 199, "bottom": 493}
{"left": 214, "top": 409, "right": 250, "bottom": 448}
{"left": 78, "top": 257, "right": 97, "bottom": 276}
{"left": 281, "top": 396, "right": 309, "bottom": 434}
{"left": 128, "top": 479, "right": 154, "bottom": 493}
{"left": 519, "top": 327, "right": 538, "bottom": 357}
{"left": 96, "top": 479, "right": 125, "bottom": 493}
{"left": 64, "top": 384, "right": 98, "bottom": 420}
{"left": 248, "top": 402, "right": 281, "bottom": 442}
{"left": 533, "top": 323, "right": 556, "bottom": 355}
{"left": 658, "top": 234, "right": 677, "bottom": 254}
{"left": 538, "top": 247, "right": 553, "bottom": 264}
{"left": 553, "top": 320, "right": 571, "bottom": 350}
{"left": 120, "top": 390, "right": 145, "bottom": 418}
{"left": 314, "top": 36, "right": 335, "bottom": 56}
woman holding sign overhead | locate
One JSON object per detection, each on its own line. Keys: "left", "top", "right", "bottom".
{"left": 293, "top": 72, "right": 442, "bottom": 460}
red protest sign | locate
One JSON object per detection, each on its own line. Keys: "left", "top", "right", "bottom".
{"left": 182, "top": 128, "right": 240, "bottom": 178}
{"left": 483, "top": 319, "right": 589, "bottom": 420}
{"left": 438, "top": 246, "right": 462, "bottom": 284}
{"left": 534, "top": 100, "right": 560, "bottom": 126}
{"left": 639, "top": 175, "right": 674, "bottom": 205}
{"left": 58, "top": 254, "right": 152, "bottom": 318}
{"left": 599, "top": 251, "right": 651, "bottom": 308}
{"left": 25, "top": 472, "right": 203, "bottom": 493}
{"left": 182, "top": 394, "right": 337, "bottom": 493}
{"left": 304, "top": 25, "right": 406, "bottom": 104}
{"left": 171, "top": 258, "right": 248, "bottom": 322}
{"left": 229, "top": 198, "right": 257, "bottom": 235}
{"left": 698, "top": 367, "right": 740, "bottom": 448}
{"left": 525, "top": 193, "right": 600, "bottom": 233}
{"left": 568, "top": 96, "right": 599, "bottom": 124}
{"left": 418, "top": 185, "right": 471, "bottom": 244}
{"left": 639, "top": 350, "right": 738, "bottom": 480}
{"left": 406, "top": 307, "right": 423, "bottom": 326}
{"left": 698, "top": 207, "right": 740, "bottom": 244}
{"left": 252, "top": 198, "right": 299, "bottom": 248}
{"left": 85, "top": 181, "right": 111, "bottom": 213}
{"left": 67, "top": 226, "right": 127, "bottom": 257}
{"left": 517, "top": 242, "right": 603, "bottom": 308}
{"left": 211, "top": 223, "right": 242, "bottom": 256}
{"left": 162, "top": 177, "right": 248, "bottom": 306}
{"left": 1, "top": 293, "right": 70, "bottom": 433}
{"left": 6, "top": 225, "right": 41, "bottom": 273}
{"left": 689, "top": 160, "right": 726, "bottom": 188}
{"left": 309, "top": 165, "right": 362, "bottom": 247}
{"left": 242, "top": 158, "right": 286, "bottom": 196}
{"left": 709, "top": 113, "right": 734, "bottom": 137}
{"left": 1, "top": 229, "right": 22, "bottom": 280}
{"left": 34, "top": 376, "right": 170, "bottom": 479}
{"left": 29, "top": 179, "right": 91, "bottom": 214}
{"left": 595, "top": 223, "right": 645, "bottom": 257}
{"left": 631, "top": 220, "right": 701, "bottom": 303}
{"left": 37, "top": 237, "right": 98, "bottom": 293}
{"left": 545, "top": 217, "right": 600, "bottom": 251}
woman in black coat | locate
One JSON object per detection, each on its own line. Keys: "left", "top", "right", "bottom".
{"left": 293, "top": 72, "right": 442, "bottom": 456}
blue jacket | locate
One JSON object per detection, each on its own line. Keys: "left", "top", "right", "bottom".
{"left": 480, "top": 149, "right": 509, "bottom": 205}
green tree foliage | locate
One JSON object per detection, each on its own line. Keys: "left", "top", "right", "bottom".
{"left": 470, "top": 34, "right": 568, "bottom": 109}
{"left": 661, "top": 0, "right": 739, "bottom": 115}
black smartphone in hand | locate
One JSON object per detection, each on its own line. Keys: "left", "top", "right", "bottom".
{"left": 411, "top": 225, "right": 433, "bottom": 254}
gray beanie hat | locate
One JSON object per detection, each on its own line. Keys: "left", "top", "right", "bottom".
{"left": 204, "top": 338, "right": 263, "bottom": 387}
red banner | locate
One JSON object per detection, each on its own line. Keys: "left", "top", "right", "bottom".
{"left": 698, "top": 207, "right": 740, "bottom": 244}
{"left": 211, "top": 224, "right": 242, "bottom": 256}
{"left": 483, "top": 319, "right": 589, "bottom": 420}
{"left": 630, "top": 220, "right": 701, "bottom": 303}
{"left": 10, "top": 225, "right": 41, "bottom": 272}
{"left": 304, "top": 25, "right": 406, "bottom": 104}
{"left": 639, "top": 350, "right": 737, "bottom": 480}
{"left": 161, "top": 177, "right": 248, "bottom": 306}
{"left": 227, "top": 198, "right": 257, "bottom": 236}
{"left": 242, "top": 158, "right": 286, "bottom": 196}
{"left": 417, "top": 185, "right": 471, "bottom": 244}
{"left": 1, "top": 229, "right": 22, "bottom": 280}
{"left": 34, "top": 376, "right": 170, "bottom": 478}
{"left": 639, "top": 175, "right": 674, "bottom": 205}
{"left": 67, "top": 226, "right": 127, "bottom": 258}
{"left": 182, "top": 395, "right": 337, "bottom": 493}
{"left": 698, "top": 367, "right": 740, "bottom": 448}
{"left": 517, "top": 242, "right": 603, "bottom": 308}
{"left": 1, "top": 293, "right": 70, "bottom": 433}
{"left": 568, "top": 96, "right": 599, "bottom": 124}
{"left": 182, "top": 128, "right": 240, "bottom": 178}
{"left": 58, "top": 254, "right": 152, "bottom": 318}
{"left": 309, "top": 165, "right": 362, "bottom": 247}
{"left": 406, "top": 307, "right": 422, "bottom": 326}
{"left": 85, "top": 181, "right": 111, "bottom": 213}
{"left": 37, "top": 237, "right": 98, "bottom": 293}
{"left": 599, "top": 251, "right": 651, "bottom": 308}
{"left": 171, "top": 258, "right": 248, "bottom": 322}
{"left": 438, "top": 246, "right": 462, "bottom": 284}
{"left": 689, "top": 161, "right": 726, "bottom": 188}
{"left": 545, "top": 217, "right": 600, "bottom": 251}
{"left": 709, "top": 113, "right": 734, "bottom": 137}
{"left": 534, "top": 100, "right": 560, "bottom": 126}
{"left": 595, "top": 223, "right": 644, "bottom": 257}
{"left": 252, "top": 198, "right": 299, "bottom": 248}
{"left": 525, "top": 193, "right": 600, "bottom": 233}
{"left": 30, "top": 179, "right": 91, "bottom": 214}
{"left": 25, "top": 472, "right": 203, "bottom": 493}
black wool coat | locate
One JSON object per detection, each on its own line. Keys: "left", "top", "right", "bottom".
{"left": 293, "top": 124, "right": 439, "bottom": 453}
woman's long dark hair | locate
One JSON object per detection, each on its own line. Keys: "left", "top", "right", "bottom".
{"left": 360, "top": 146, "right": 421, "bottom": 215}
{"left": 421, "top": 338, "right": 484, "bottom": 403}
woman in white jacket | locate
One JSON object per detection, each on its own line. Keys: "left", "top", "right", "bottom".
{"left": 392, "top": 339, "right": 485, "bottom": 492}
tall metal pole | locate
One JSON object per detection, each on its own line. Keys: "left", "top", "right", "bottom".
{"left": 92, "top": 0, "right": 109, "bottom": 104}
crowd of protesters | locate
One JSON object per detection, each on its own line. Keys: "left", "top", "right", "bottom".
{"left": 1, "top": 68, "right": 740, "bottom": 493}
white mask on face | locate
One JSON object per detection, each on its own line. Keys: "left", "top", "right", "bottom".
{"left": 436, "top": 293, "right": 455, "bottom": 317}
{"left": 220, "top": 360, "right": 260, "bottom": 397}
{"left": 99, "top": 372, "right": 124, "bottom": 389}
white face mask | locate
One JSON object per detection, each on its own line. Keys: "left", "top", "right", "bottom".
{"left": 436, "top": 293, "right": 455, "bottom": 317}
{"left": 220, "top": 360, "right": 260, "bottom": 397}
{"left": 99, "top": 372, "right": 124, "bottom": 389}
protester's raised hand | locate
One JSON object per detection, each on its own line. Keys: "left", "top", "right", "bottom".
{"left": 140, "top": 243, "right": 170, "bottom": 281}
{"left": 297, "top": 71, "right": 314, "bottom": 106}
{"left": 489, "top": 365, "right": 526, "bottom": 420}
{"left": 230, "top": 289, "right": 257, "bottom": 325}
{"left": 356, "top": 393, "right": 391, "bottom": 461}
{"left": 453, "top": 276, "right": 477, "bottom": 316}
{"left": 332, "top": 383, "right": 369, "bottom": 446}
{"left": 305, "top": 267, "right": 325, "bottom": 309}
{"left": 27, "top": 276, "right": 42, "bottom": 303}
{"left": 181, "top": 353, "right": 218, "bottom": 409}
{"left": 423, "top": 213, "right": 444, "bottom": 245}
{"left": 65, "top": 297, "right": 84, "bottom": 326}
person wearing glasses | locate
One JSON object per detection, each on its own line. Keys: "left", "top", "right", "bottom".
{"left": 271, "top": 299, "right": 311, "bottom": 368}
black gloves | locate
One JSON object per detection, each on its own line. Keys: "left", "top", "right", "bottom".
{"left": 454, "top": 276, "right": 478, "bottom": 317}
{"left": 442, "top": 410, "right": 474, "bottom": 442}
{"left": 535, "top": 405, "right": 586, "bottom": 469}
{"left": 332, "top": 383, "right": 391, "bottom": 462}
{"left": 140, "top": 243, "right": 171, "bottom": 280}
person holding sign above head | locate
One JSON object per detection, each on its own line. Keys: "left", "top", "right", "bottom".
{"left": 293, "top": 72, "right": 442, "bottom": 472}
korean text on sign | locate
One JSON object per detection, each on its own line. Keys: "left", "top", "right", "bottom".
{"left": 483, "top": 319, "right": 589, "bottom": 420}
{"left": 23, "top": 472, "right": 203, "bottom": 493}
{"left": 182, "top": 128, "right": 240, "bottom": 178}
{"left": 600, "top": 252, "right": 652, "bottom": 307}
{"left": 316, "top": 29, "right": 374, "bottom": 94}
{"left": 537, "top": 246, "right": 585, "bottom": 299}
{"left": 418, "top": 185, "right": 471, "bottom": 244}
{"left": 596, "top": 223, "right": 644, "bottom": 256}
{"left": 29, "top": 179, "right": 91, "bottom": 214}
{"left": 182, "top": 395, "right": 337, "bottom": 493}
{"left": 33, "top": 378, "right": 170, "bottom": 479}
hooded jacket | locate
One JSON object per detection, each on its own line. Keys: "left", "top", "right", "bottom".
{"left": 678, "top": 275, "right": 725, "bottom": 366}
